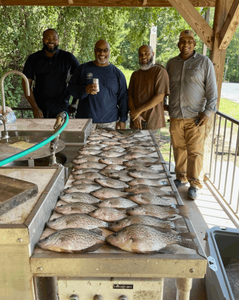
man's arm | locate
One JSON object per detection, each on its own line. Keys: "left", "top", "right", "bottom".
{"left": 130, "top": 93, "right": 165, "bottom": 121}
{"left": 22, "top": 78, "right": 43, "bottom": 118}
{"left": 116, "top": 70, "right": 129, "bottom": 129}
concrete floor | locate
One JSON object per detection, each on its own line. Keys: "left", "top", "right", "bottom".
{"left": 163, "top": 179, "right": 237, "bottom": 300}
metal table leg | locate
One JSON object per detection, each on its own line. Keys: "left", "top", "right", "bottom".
{"left": 176, "top": 278, "right": 193, "bottom": 300}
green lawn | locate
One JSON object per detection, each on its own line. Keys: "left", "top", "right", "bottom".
{"left": 219, "top": 98, "right": 239, "bottom": 120}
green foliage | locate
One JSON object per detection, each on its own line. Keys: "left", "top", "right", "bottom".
{"left": 0, "top": 6, "right": 212, "bottom": 110}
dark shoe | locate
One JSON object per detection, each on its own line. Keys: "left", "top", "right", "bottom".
{"left": 174, "top": 179, "right": 187, "bottom": 188}
{"left": 188, "top": 187, "right": 198, "bottom": 200}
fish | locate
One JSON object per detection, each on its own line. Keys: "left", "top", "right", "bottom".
{"left": 73, "top": 162, "right": 106, "bottom": 170}
{"left": 63, "top": 183, "right": 101, "bottom": 194}
{"left": 100, "top": 141, "right": 121, "bottom": 146}
{"left": 101, "top": 164, "right": 126, "bottom": 171}
{"left": 79, "top": 149, "right": 102, "bottom": 156}
{"left": 128, "top": 178, "right": 170, "bottom": 187}
{"left": 89, "top": 207, "right": 127, "bottom": 222}
{"left": 124, "top": 185, "right": 176, "bottom": 195}
{"left": 96, "top": 197, "right": 137, "bottom": 209}
{"left": 94, "top": 177, "right": 129, "bottom": 189}
{"left": 59, "top": 192, "right": 100, "bottom": 204}
{"left": 38, "top": 228, "right": 105, "bottom": 253}
{"left": 108, "top": 215, "right": 176, "bottom": 232}
{"left": 88, "top": 136, "right": 106, "bottom": 141}
{"left": 100, "top": 132, "right": 115, "bottom": 138}
{"left": 106, "top": 224, "right": 197, "bottom": 253}
{"left": 71, "top": 168, "right": 100, "bottom": 175}
{"left": 102, "top": 146, "right": 126, "bottom": 152}
{"left": 55, "top": 202, "right": 97, "bottom": 215}
{"left": 99, "top": 157, "right": 128, "bottom": 165}
{"left": 100, "top": 151, "right": 125, "bottom": 158}
{"left": 91, "top": 188, "right": 128, "bottom": 200}
{"left": 127, "top": 193, "right": 174, "bottom": 206}
{"left": 73, "top": 172, "right": 105, "bottom": 181}
{"left": 71, "top": 178, "right": 95, "bottom": 185}
{"left": 47, "top": 213, "right": 108, "bottom": 230}
{"left": 106, "top": 171, "right": 134, "bottom": 182}
{"left": 123, "top": 152, "right": 150, "bottom": 160}
{"left": 72, "top": 156, "right": 101, "bottom": 164}
{"left": 128, "top": 171, "right": 170, "bottom": 180}
{"left": 123, "top": 160, "right": 155, "bottom": 167}
{"left": 126, "top": 204, "right": 189, "bottom": 219}
{"left": 125, "top": 147, "right": 156, "bottom": 154}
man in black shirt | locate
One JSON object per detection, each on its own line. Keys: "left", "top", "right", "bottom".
{"left": 22, "top": 28, "right": 79, "bottom": 118}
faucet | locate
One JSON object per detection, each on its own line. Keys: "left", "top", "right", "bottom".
{"left": 0, "top": 70, "right": 30, "bottom": 139}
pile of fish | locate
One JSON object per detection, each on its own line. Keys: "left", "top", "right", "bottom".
{"left": 38, "top": 129, "right": 198, "bottom": 254}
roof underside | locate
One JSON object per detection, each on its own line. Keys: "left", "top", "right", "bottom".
{"left": 0, "top": 0, "right": 216, "bottom": 7}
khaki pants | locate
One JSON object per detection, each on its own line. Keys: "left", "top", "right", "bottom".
{"left": 170, "top": 118, "right": 206, "bottom": 189}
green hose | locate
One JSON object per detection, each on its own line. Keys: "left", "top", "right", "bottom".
{"left": 0, "top": 112, "right": 69, "bottom": 167}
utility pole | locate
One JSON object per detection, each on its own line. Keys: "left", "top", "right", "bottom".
{"left": 150, "top": 26, "right": 157, "bottom": 64}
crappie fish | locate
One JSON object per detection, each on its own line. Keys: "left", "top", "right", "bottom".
{"left": 97, "top": 197, "right": 137, "bottom": 209}
{"left": 71, "top": 178, "right": 95, "bottom": 185}
{"left": 88, "top": 136, "right": 105, "bottom": 141}
{"left": 99, "top": 157, "right": 128, "bottom": 165}
{"left": 128, "top": 178, "right": 170, "bottom": 187}
{"left": 38, "top": 228, "right": 105, "bottom": 253}
{"left": 127, "top": 193, "right": 174, "bottom": 206}
{"left": 124, "top": 185, "right": 177, "bottom": 196}
{"left": 127, "top": 204, "right": 189, "bottom": 219}
{"left": 100, "top": 151, "right": 125, "bottom": 158}
{"left": 73, "top": 172, "right": 105, "bottom": 181}
{"left": 123, "top": 152, "right": 149, "bottom": 160}
{"left": 71, "top": 168, "right": 100, "bottom": 175}
{"left": 79, "top": 149, "right": 102, "bottom": 156}
{"left": 128, "top": 170, "right": 170, "bottom": 180}
{"left": 126, "top": 166, "right": 163, "bottom": 173}
{"left": 125, "top": 148, "right": 156, "bottom": 154}
{"left": 107, "top": 171, "right": 134, "bottom": 182}
{"left": 102, "top": 146, "right": 126, "bottom": 152}
{"left": 100, "top": 141, "right": 121, "bottom": 146}
{"left": 108, "top": 215, "right": 175, "bottom": 232}
{"left": 74, "top": 162, "right": 106, "bottom": 170}
{"left": 47, "top": 213, "right": 108, "bottom": 230}
{"left": 89, "top": 207, "right": 127, "bottom": 222}
{"left": 100, "top": 132, "right": 115, "bottom": 138}
{"left": 106, "top": 224, "right": 197, "bottom": 253}
{"left": 55, "top": 202, "right": 97, "bottom": 215}
{"left": 123, "top": 160, "right": 155, "bottom": 167}
{"left": 64, "top": 183, "right": 101, "bottom": 194}
{"left": 91, "top": 188, "right": 128, "bottom": 200}
{"left": 101, "top": 164, "right": 126, "bottom": 171}
{"left": 72, "top": 156, "right": 101, "bottom": 164}
{"left": 59, "top": 192, "right": 100, "bottom": 204}
{"left": 94, "top": 177, "right": 129, "bottom": 189}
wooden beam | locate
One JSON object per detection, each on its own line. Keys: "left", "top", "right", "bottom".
{"left": 210, "top": 0, "right": 234, "bottom": 107}
{"left": 0, "top": 0, "right": 216, "bottom": 7}
{"left": 219, "top": 0, "right": 239, "bottom": 50}
{"left": 168, "top": 0, "right": 214, "bottom": 49}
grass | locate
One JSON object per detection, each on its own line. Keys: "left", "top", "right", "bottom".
{"left": 219, "top": 98, "right": 239, "bottom": 121}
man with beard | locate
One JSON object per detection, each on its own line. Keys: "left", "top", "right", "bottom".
{"left": 128, "top": 45, "right": 170, "bottom": 131}
{"left": 166, "top": 30, "right": 217, "bottom": 200}
{"left": 68, "top": 39, "right": 128, "bottom": 129}
{"left": 22, "top": 28, "right": 79, "bottom": 118}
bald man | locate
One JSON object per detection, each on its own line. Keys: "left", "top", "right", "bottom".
{"left": 128, "top": 45, "right": 170, "bottom": 131}
{"left": 68, "top": 40, "right": 128, "bottom": 129}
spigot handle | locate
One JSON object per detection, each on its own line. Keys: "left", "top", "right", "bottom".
{"left": 54, "top": 112, "right": 67, "bottom": 131}
{"left": 69, "top": 294, "right": 79, "bottom": 300}
{"left": 93, "top": 295, "right": 103, "bottom": 300}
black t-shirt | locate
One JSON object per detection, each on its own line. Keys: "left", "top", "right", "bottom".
{"left": 23, "top": 48, "right": 79, "bottom": 118}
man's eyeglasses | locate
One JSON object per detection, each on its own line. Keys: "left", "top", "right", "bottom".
{"left": 95, "top": 48, "right": 109, "bottom": 53}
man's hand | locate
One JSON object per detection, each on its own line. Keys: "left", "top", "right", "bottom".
{"left": 33, "top": 108, "right": 44, "bottom": 118}
{"left": 85, "top": 83, "right": 98, "bottom": 95}
{"left": 196, "top": 112, "right": 209, "bottom": 127}
{"left": 133, "top": 115, "right": 146, "bottom": 129}
{"left": 69, "top": 104, "right": 78, "bottom": 114}
{"left": 130, "top": 107, "right": 142, "bottom": 121}
{"left": 116, "top": 121, "right": 126, "bottom": 129}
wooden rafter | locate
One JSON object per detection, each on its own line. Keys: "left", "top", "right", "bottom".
{"left": 167, "top": 0, "right": 214, "bottom": 49}
{"left": 0, "top": 0, "right": 216, "bottom": 7}
{"left": 219, "top": 0, "right": 239, "bottom": 49}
